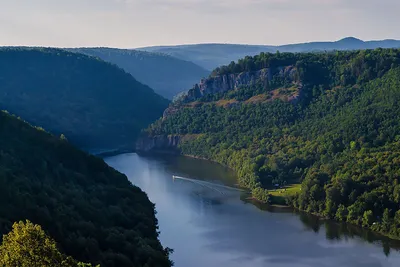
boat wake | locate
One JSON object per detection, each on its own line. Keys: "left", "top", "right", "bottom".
{"left": 172, "top": 175, "right": 246, "bottom": 194}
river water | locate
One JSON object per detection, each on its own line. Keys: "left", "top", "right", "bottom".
{"left": 106, "top": 153, "right": 400, "bottom": 267}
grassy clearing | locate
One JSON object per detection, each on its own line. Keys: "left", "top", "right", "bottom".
{"left": 268, "top": 184, "right": 302, "bottom": 205}
{"left": 269, "top": 184, "right": 301, "bottom": 197}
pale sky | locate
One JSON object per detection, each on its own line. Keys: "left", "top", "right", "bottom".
{"left": 1, "top": 0, "right": 399, "bottom": 48}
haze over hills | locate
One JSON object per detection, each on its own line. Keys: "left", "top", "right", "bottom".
{"left": 278, "top": 37, "right": 400, "bottom": 52}
{"left": 138, "top": 43, "right": 275, "bottom": 71}
{"left": 139, "top": 37, "right": 400, "bottom": 70}
{"left": 0, "top": 47, "right": 169, "bottom": 151}
{"left": 67, "top": 48, "right": 209, "bottom": 99}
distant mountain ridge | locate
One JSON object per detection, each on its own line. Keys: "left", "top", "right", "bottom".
{"left": 278, "top": 37, "right": 400, "bottom": 52}
{"left": 139, "top": 37, "right": 400, "bottom": 70}
{"left": 67, "top": 48, "right": 209, "bottom": 99}
{"left": 138, "top": 43, "right": 275, "bottom": 71}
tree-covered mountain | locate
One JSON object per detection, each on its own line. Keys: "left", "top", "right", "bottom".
{"left": 0, "top": 47, "right": 169, "bottom": 151}
{"left": 139, "top": 49, "right": 400, "bottom": 240}
{"left": 139, "top": 37, "right": 400, "bottom": 70}
{"left": 67, "top": 48, "right": 209, "bottom": 99}
{"left": 0, "top": 110, "right": 172, "bottom": 267}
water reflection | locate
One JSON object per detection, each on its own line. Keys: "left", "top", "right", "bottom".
{"left": 244, "top": 196, "right": 400, "bottom": 258}
{"left": 142, "top": 153, "right": 239, "bottom": 185}
{"left": 106, "top": 153, "right": 400, "bottom": 267}
{"left": 298, "top": 213, "right": 400, "bottom": 257}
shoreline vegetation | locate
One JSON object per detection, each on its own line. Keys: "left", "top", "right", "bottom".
{"left": 181, "top": 153, "right": 400, "bottom": 243}
{"left": 92, "top": 149, "right": 135, "bottom": 158}
{"left": 136, "top": 149, "right": 400, "bottom": 242}
{"left": 179, "top": 141, "right": 400, "bottom": 242}
{"left": 144, "top": 149, "right": 400, "bottom": 247}
{"left": 135, "top": 149, "right": 294, "bottom": 208}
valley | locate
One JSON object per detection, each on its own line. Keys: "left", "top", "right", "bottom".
{"left": 2, "top": 41, "right": 400, "bottom": 267}
{"left": 2, "top": 0, "right": 400, "bottom": 265}
{"left": 107, "top": 153, "right": 400, "bottom": 267}
{"left": 67, "top": 48, "right": 209, "bottom": 99}
{"left": 0, "top": 48, "right": 169, "bottom": 150}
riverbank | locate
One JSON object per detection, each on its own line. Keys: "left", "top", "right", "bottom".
{"left": 92, "top": 148, "right": 135, "bottom": 158}
{"left": 187, "top": 154, "right": 400, "bottom": 242}
{"left": 106, "top": 152, "right": 400, "bottom": 267}
{"left": 245, "top": 196, "right": 291, "bottom": 209}
{"left": 138, "top": 149, "right": 227, "bottom": 167}
{"left": 133, "top": 150, "right": 400, "bottom": 242}
{"left": 139, "top": 150, "right": 295, "bottom": 204}
{"left": 138, "top": 150, "right": 297, "bottom": 207}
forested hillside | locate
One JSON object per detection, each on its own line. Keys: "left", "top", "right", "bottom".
{"left": 0, "top": 110, "right": 172, "bottom": 267}
{"left": 141, "top": 49, "right": 400, "bottom": 239}
{"left": 68, "top": 48, "right": 209, "bottom": 99}
{"left": 0, "top": 48, "right": 169, "bottom": 150}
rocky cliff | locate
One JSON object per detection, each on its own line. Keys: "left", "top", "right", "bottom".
{"left": 136, "top": 135, "right": 182, "bottom": 152}
{"left": 137, "top": 66, "right": 299, "bottom": 152}
{"left": 181, "top": 66, "right": 298, "bottom": 102}
{"left": 136, "top": 134, "right": 201, "bottom": 153}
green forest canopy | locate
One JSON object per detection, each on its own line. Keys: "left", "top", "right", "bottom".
{"left": 145, "top": 49, "right": 400, "bottom": 240}
{"left": 0, "top": 47, "right": 169, "bottom": 151}
{"left": 0, "top": 220, "right": 97, "bottom": 267}
{"left": 0, "top": 110, "right": 172, "bottom": 267}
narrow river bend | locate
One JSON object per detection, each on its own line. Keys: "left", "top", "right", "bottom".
{"left": 106, "top": 153, "right": 400, "bottom": 267}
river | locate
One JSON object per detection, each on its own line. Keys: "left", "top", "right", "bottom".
{"left": 106, "top": 153, "right": 400, "bottom": 267}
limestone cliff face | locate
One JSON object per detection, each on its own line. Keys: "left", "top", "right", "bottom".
{"left": 136, "top": 134, "right": 201, "bottom": 153}
{"left": 137, "top": 66, "right": 300, "bottom": 152}
{"left": 182, "top": 66, "right": 298, "bottom": 102}
{"left": 162, "top": 106, "right": 179, "bottom": 119}
{"left": 136, "top": 135, "right": 182, "bottom": 152}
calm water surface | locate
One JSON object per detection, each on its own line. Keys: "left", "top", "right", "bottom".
{"left": 106, "top": 153, "right": 400, "bottom": 267}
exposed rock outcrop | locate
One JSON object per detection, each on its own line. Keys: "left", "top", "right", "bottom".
{"left": 135, "top": 134, "right": 201, "bottom": 153}
{"left": 136, "top": 135, "right": 182, "bottom": 152}
{"left": 161, "top": 66, "right": 300, "bottom": 120}
{"left": 182, "top": 66, "right": 298, "bottom": 102}
{"left": 137, "top": 66, "right": 301, "bottom": 152}
{"left": 162, "top": 106, "right": 179, "bottom": 119}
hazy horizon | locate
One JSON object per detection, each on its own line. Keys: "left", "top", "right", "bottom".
{"left": 134, "top": 37, "right": 400, "bottom": 49}
{"left": 1, "top": 0, "right": 399, "bottom": 48}
{"left": 2, "top": 36, "right": 399, "bottom": 50}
